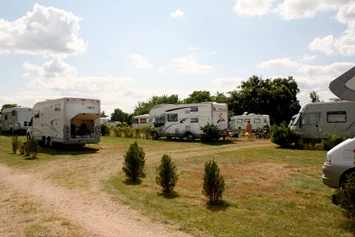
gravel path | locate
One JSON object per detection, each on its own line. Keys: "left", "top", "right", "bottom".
{"left": 0, "top": 164, "right": 192, "bottom": 237}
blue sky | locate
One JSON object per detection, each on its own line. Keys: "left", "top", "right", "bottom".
{"left": 0, "top": 0, "right": 355, "bottom": 115}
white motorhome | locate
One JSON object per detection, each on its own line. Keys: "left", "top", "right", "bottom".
{"left": 0, "top": 107, "right": 32, "bottom": 133}
{"left": 229, "top": 113, "right": 270, "bottom": 131}
{"left": 290, "top": 100, "right": 355, "bottom": 139}
{"left": 149, "top": 102, "right": 228, "bottom": 141}
{"left": 323, "top": 66, "right": 355, "bottom": 188}
{"left": 27, "top": 98, "right": 101, "bottom": 147}
{"left": 132, "top": 114, "right": 155, "bottom": 128}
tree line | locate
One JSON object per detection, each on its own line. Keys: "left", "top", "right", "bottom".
{"left": 0, "top": 75, "right": 322, "bottom": 126}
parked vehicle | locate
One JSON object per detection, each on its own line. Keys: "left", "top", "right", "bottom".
{"left": 132, "top": 114, "right": 155, "bottom": 128}
{"left": 26, "top": 97, "right": 101, "bottom": 147}
{"left": 329, "top": 65, "right": 355, "bottom": 101}
{"left": 322, "top": 137, "right": 355, "bottom": 188}
{"left": 149, "top": 102, "right": 228, "bottom": 141}
{"left": 290, "top": 100, "right": 355, "bottom": 139}
{"left": 0, "top": 106, "right": 32, "bottom": 133}
{"left": 229, "top": 112, "right": 270, "bottom": 131}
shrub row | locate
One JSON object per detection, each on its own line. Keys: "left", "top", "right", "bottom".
{"left": 122, "top": 141, "right": 225, "bottom": 204}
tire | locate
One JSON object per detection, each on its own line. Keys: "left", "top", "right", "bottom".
{"left": 46, "top": 137, "right": 52, "bottom": 148}
{"left": 186, "top": 133, "right": 194, "bottom": 142}
{"left": 152, "top": 131, "right": 159, "bottom": 140}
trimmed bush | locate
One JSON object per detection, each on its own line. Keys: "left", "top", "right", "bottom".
{"left": 321, "top": 130, "right": 345, "bottom": 151}
{"left": 334, "top": 172, "right": 355, "bottom": 220}
{"left": 11, "top": 136, "right": 21, "bottom": 154}
{"left": 270, "top": 122, "right": 299, "bottom": 148}
{"left": 202, "top": 159, "right": 225, "bottom": 204}
{"left": 101, "top": 124, "right": 109, "bottom": 136}
{"left": 122, "top": 141, "right": 146, "bottom": 181}
{"left": 201, "top": 123, "right": 220, "bottom": 142}
{"left": 26, "top": 137, "right": 39, "bottom": 158}
{"left": 156, "top": 154, "right": 179, "bottom": 193}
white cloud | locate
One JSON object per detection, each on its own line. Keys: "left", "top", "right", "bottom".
{"left": 300, "top": 54, "right": 317, "bottom": 62}
{"left": 299, "top": 62, "right": 355, "bottom": 77}
{"left": 210, "top": 77, "right": 245, "bottom": 92}
{"left": 277, "top": 0, "right": 347, "bottom": 20}
{"left": 23, "top": 58, "right": 76, "bottom": 78}
{"left": 258, "top": 58, "right": 300, "bottom": 69}
{"left": 129, "top": 54, "right": 153, "bottom": 69}
{"left": 233, "top": 0, "right": 276, "bottom": 17}
{"left": 171, "top": 9, "right": 184, "bottom": 18}
{"left": 0, "top": 4, "right": 87, "bottom": 58}
{"left": 308, "top": 35, "right": 335, "bottom": 55}
{"left": 169, "top": 55, "right": 212, "bottom": 73}
{"left": 188, "top": 46, "right": 199, "bottom": 51}
{"left": 157, "top": 65, "right": 166, "bottom": 72}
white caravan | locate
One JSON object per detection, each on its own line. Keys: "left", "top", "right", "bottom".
{"left": 290, "top": 100, "right": 355, "bottom": 139}
{"left": 0, "top": 107, "right": 32, "bottom": 133}
{"left": 149, "top": 102, "right": 228, "bottom": 141}
{"left": 323, "top": 66, "right": 355, "bottom": 188}
{"left": 132, "top": 114, "right": 155, "bottom": 128}
{"left": 229, "top": 113, "right": 270, "bottom": 131}
{"left": 27, "top": 98, "right": 101, "bottom": 147}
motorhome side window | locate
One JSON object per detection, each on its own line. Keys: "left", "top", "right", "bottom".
{"left": 55, "top": 104, "right": 61, "bottom": 111}
{"left": 4, "top": 115, "right": 7, "bottom": 120}
{"left": 244, "top": 119, "right": 250, "bottom": 123}
{"left": 34, "top": 110, "right": 40, "bottom": 119}
{"left": 237, "top": 119, "right": 243, "bottom": 123}
{"left": 308, "top": 113, "right": 317, "bottom": 125}
{"left": 11, "top": 110, "right": 16, "bottom": 116}
{"left": 327, "top": 111, "right": 346, "bottom": 123}
{"left": 190, "top": 107, "right": 198, "bottom": 112}
{"left": 140, "top": 118, "right": 147, "bottom": 124}
{"left": 254, "top": 118, "right": 260, "bottom": 123}
{"left": 301, "top": 113, "right": 308, "bottom": 125}
{"left": 133, "top": 119, "right": 139, "bottom": 124}
{"left": 168, "top": 114, "right": 178, "bottom": 122}
{"left": 191, "top": 118, "right": 198, "bottom": 123}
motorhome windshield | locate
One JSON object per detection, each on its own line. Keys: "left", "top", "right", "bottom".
{"left": 290, "top": 114, "right": 300, "bottom": 126}
{"left": 154, "top": 116, "right": 165, "bottom": 127}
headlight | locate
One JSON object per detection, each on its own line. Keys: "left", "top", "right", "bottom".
{"left": 325, "top": 154, "right": 331, "bottom": 165}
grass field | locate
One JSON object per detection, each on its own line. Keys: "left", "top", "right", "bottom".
{"left": 0, "top": 134, "right": 354, "bottom": 237}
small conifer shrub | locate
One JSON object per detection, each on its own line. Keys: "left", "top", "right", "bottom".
{"left": 26, "top": 138, "right": 39, "bottom": 158}
{"left": 334, "top": 172, "right": 355, "bottom": 220}
{"left": 122, "top": 141, "right": 146, "bottom": 181}
{"left": 202, "top": 159, "right": 225, "bottom": 204}
{"left": 156, "top": 154, "right": 179, "bottom": 193}
{"left": 11, "top": 135, "right": 21, "bottom": 154}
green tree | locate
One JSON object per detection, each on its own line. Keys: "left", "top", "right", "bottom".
{"left": 134, "top": 94, "right": 181, "bottom": 115}
{"left": 111, "top": 108, "right": 129, "bottom": 123}
{"left": 156, "top": 154, "right": 179, "bottom": 193}
{"left": 1, "top": 104, "right": 17, "bottom": 112}
{"left": 310, "top": 91, "right": 320, "bottom": 102}
{"left": 211, "top": 91, "right": 228, "bottom": 103}
{"left": 183, "top": 90, "right": 212, "bottom": 103}
{"left": 122, "top": 141, "right": 146, "bottom": 181}
{"left": 228, "top": 75, "right": 301, "bottom": 125}
{"left": 202, "top": 159, "right": 225, "bottom": 204}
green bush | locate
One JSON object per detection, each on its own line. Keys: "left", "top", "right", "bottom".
{"left": 321, "top": 130, "right": 345, "bottom": 151}
{"left": 334, "top": 172, "right": 355, "bottom": 220}
{"left": 26, "top": 138, "right": 39, "bottom": 159}
{"left": 11, "top": 136, "right": 21, "bottom": 154}
{"left": 101, "top": 124, "right": 109, "bottom": 136}
{"left": 141, "top": 126, "right": 152, "bottom": 139}
{"left": 202, "top": 159, "right": 225, "bottom": 204}
{"left": 156, "top": 154, "right": 179, "bottom": 193}
{"left": 122, "top": 141, "right": 146, "bottom": 181}
{"left": 201, "top": 123, "right": 220, "bottom": 142}
{"left": 270, "top": 122, "right": 299, "bottom": 148}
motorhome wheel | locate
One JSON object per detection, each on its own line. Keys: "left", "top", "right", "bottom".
{"left": 152, "top": 131, "right": 159, "bottom": 140}
{"left": 46, "top": 137, "right": 52, "bottom": 148}
{"left": 186, "top": 133, "right": 194, "bottom": 142}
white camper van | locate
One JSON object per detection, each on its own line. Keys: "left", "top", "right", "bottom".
{"left": 290, "top": 100, "right": 355, "bottom": 139}
{"left": 27, "top": 98, "right": 101, "bottom": 147}
{"left": 0, "top": 107, "right": 32, "bottom": 133}
{"left": 149, "top": 102, "right": 228, "bottom": 141}
{"left": 322, "top": 137, "right": 355, "bottom": 188}
{"left": 229, "top": 113, "right": 270, "bottom": 131}
{"left": 132, "top": 114, "right": 155, "bottom": 128}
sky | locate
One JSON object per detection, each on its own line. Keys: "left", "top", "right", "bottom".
{"left": 0, "top": 0, "right": 355, "bottom": 115}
